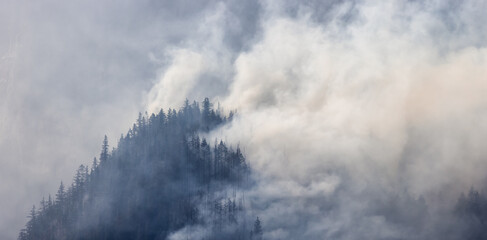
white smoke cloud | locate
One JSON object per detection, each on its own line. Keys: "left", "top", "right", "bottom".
{"left": 2, "top": 0, "right": 486, "bottom": 239}
{"left": 147, "top": 49, "right": 207, "bottom": 110}
{"left": 167, "top": 225, "right": 211, "bottom": 240}
{"left": 147, "top": 0, "right": 487, "bottom": 239}
{"left": 146, "top": 2, "right": 238, "bottom": 111}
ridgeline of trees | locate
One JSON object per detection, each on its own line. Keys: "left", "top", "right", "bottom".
{"left": 18, "top": 98, "right": 263, "bottom": 240}
{"left": 18, "top": 97, "right": 487, "bottom": 240}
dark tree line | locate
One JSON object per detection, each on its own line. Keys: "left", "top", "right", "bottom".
{"left": 454, "top": 187, "right": 487, "bottom": 240}
{"left": 18, "top": 98, "right": 262, "bottom": 240}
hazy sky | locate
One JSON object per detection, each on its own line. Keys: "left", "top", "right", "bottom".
{"left": 0, "top": 1, "right": 261, "bottom": 238}
{"left": 2, "top": 0, "right": 487, "bottom": 239}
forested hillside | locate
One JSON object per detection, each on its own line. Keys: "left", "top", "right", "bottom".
{"left": 18, "top": 98, "right": 262, "bottom": 240}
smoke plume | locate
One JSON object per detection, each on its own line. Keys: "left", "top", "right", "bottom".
{"left": 147, "top": 0, "right": 487, "bottom": 239}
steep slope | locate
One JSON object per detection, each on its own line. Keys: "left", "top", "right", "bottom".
{"left": 18, "top": 98, "right": 258, "bottom": 240}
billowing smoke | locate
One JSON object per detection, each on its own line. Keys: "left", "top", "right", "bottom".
{"left": 3, "top": 0, "right": 487, "bottom": 239}
{"left": 147, "top": 0, "right": 487, "bottom": 239}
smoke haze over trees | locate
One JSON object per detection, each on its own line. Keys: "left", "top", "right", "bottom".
{"left": 18, "top": 99, "right": 255, "bottom": 240}
{"left": 2, "top": 0, "right": 487, "bottom": 239}
{"left": 17, "top": 98, "right": 487, "bottom": 239}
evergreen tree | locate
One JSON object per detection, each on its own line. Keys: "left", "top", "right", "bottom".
{"left": 47, "top": 194, "right": 53, "bottom": 208}
{"left": 91, "top": 157, "right": 98, "bottom": 173}
{"left": 202, "top": 97, "right": 212, "bottom": 131}
{"left": 25, "top": 205, "right": 37, "bottom": 237}
{"left": 251, "top": 217, "right": 263, "bottom": 240}
{"left": 55, "top": 182, "right": 65, "bottom": 204}
{"left": 100, "top": 135, "right": 109, "bottom": 163}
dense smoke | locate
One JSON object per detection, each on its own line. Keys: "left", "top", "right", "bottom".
{"left": 147, "top": 0, "right": 487, "bottom": 239}
{"left": 3, "top": 0, "right": 487, "bottom": 239}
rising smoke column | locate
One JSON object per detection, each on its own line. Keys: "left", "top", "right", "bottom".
{"left": 147, "top": 0, "right": 487, "bottom": 239}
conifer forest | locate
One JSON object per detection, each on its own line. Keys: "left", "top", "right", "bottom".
{"left": 3, "top": 0, "right": 487, "bottom": 240}
{"left": 18, "top": 99, "right": 263, "bottom": 240}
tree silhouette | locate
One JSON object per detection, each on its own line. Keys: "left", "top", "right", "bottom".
{"left": 251, "top": 217, "right": 263, "bottom": 240}
{"left": 18, "top": 98, "right": 248, "bottom": 240}
{"left": 99, "top": 135, "right": 109, "bottom": 163}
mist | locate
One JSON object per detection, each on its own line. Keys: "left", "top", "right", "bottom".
{"left": 2, "top": 0, "right": 487, "bottom": 239}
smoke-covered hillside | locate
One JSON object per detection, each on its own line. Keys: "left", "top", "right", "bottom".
{"left": 17, "top": 98, "right": 487, "bottom": 240}
{"left": 17, "top": 99, "right": 263, "bottom": 240}
{"left": 4, "top": 0, "right": 487, "bottom": 240}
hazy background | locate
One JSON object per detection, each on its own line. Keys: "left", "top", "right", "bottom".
{"left": 2, "top": 0, "right": 487, "bottom": 239}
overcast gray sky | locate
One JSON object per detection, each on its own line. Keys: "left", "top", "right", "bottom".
{"left": 2, "top": 0, "right": 487, "bottom": 239}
